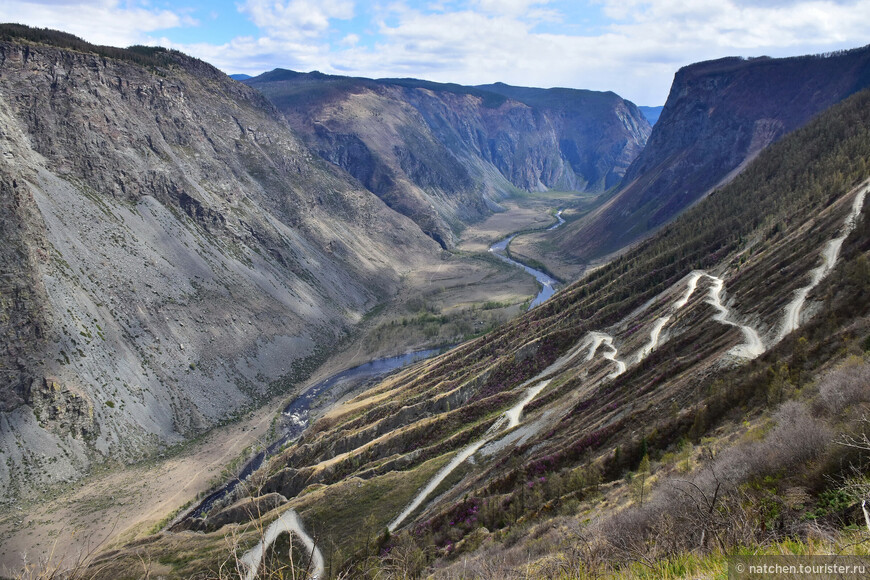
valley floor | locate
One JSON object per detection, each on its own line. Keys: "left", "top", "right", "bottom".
{"left": 316, "top": 193, "right": 582, "bottom": 368}
{"left": 0, "top": 393, "right": 289, "bottom": 575}
{"left": 0, "top": 194, "right": 575, "bottom": 576}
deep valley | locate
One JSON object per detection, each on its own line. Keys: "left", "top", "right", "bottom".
{"left": 1, "top": 22, "right": 870, "bottom": 580}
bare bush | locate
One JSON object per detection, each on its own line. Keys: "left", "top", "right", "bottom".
{"left": 556, "top": 518, "right": 612, "bottom": 578}
{"left": 819, "top": 358, "right": 870, "bottom": 414}
{"left": 593, "top": 400, "right": 835, "bottom": 568}
{"left": 12, "top": 524, "right": 121, "bottom": 580}
{"left": 601, "top": 505, "right": 656, "bottom": 562}
{"left": 767, "top": 400, "right": 834, "bottom": 465}
{"left": 379, "top": 533, "right": 433, "bottom": 579}
{"left": 432, "top": 544, "right": 526, "bottom": 579}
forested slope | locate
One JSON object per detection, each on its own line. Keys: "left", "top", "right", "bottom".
{"left": 555, "top": 45, "right": 870, "bottom": 261}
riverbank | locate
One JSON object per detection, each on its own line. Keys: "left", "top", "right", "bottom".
{"left": 184, "top": 347, "right": 450, "bottom": 521}
{"left": 488, "top": 208, "right": 566, "bottom": 309}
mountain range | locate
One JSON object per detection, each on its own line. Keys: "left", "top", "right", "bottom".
{"left": 552, "top": 45, "right": 870, "bottom": 262}
{"left": 1, "top": 23, "right": 870, "bottom": 580}
{"left": 242, "top": 70, "right": 650, "bottom": 247}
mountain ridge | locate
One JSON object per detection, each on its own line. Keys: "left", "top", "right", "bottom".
{"left": 554, "top": 44, "right": 870, "bottom": 262}
{"left": 243, "top": 70, "right": 650, "bottom": 247}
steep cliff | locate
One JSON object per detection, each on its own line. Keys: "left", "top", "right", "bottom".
{"left": 474, "top": 82, "right": 648, "bottom": 189}
{"left": 557, "top": 45, "right": 870, "bottom": 261}
{"left": 0, "top": 28, "right": 440, "bottom": 495}
{"left": 244, "top": 71, "right": 651, "bottom": 247}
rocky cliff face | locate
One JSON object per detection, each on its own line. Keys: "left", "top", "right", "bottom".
{"left": 244, "top": 72, "right": 651, "bottom": 247}
{"left": 0, "top": 171, "right": 51, "bottom": 414}
{"left": 0, "top": 33, "right": 440, "bottom": 495}
{"left": 557, "top": 45, "right": 870, "bottom": 261}
{"left": 474, "top": 83, "right": 649, "bottom": 189}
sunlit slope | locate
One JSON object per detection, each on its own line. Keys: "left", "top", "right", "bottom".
{"left": 0, "top": 26, "right": 441, "bottom": 498}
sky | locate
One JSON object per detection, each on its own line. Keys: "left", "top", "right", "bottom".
{"left": 3, "top": 0, "right": 870, "bottom": 105}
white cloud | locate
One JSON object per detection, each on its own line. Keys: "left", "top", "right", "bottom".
{"left": 474, "top": 0, "right": 548, "bottom": 16}
{"left": 597, "top": 0, "right": 870, "bottom": 50}
{"left": 340, "top": 33, "right": 360, "bottom": 46}
{"left": 6, "top": 0, "right": 870, "bottom": 104}
{"left": 319, "top": 0, "right": 870, "bottom": 103}
{"left": 0, "top": 0, "right": 190, "bottom": 46}
{"left": 239, "top": 0, "right": 354, "bottom": 39}
{"left": 161, "top": 34, "right": 331, "bottom": 75}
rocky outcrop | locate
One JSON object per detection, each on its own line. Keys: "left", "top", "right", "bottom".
{"left": 27, "top": 377, "right": 96, "bottom": 439}
{"left": 474, "top": 83, "right": 649, "bottom": 191}
{"left": 557, "top": 45, "right": 870, "bottom": 261}
{"left": 261, "top": 466, "right": 321, "bottom": 499}
{"left": 178, "top": 492, "right": 288, "bottom": 532}
{"left": 0, "top": 173, "right": 50, "bottom": 412}
{"left": 244, "top": 72, "right": 651, "bottom": 247}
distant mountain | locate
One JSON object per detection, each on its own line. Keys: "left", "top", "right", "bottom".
{"left": 243, "top": 71, "right": 650, "bottom": 247}
{"left": 556, "top": 45, "right": 870, "bottom": 261}
{"left": 229, "top": 73, "right": 252, "bottom": 80}
{"left": 638, "top": 105, "right": 663, "bottom": 125}
{"left": 475, "top": 81, "right": 651, "bottom": 186}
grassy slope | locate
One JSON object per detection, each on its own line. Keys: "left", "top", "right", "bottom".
{"left": 65, "top": 83, "right": 870, "bottom": 580}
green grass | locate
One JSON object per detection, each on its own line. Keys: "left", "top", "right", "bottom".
{"left": 292, "top": 453, "right": 452, "bottom": 555}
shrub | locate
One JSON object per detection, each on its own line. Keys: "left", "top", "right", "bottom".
{"left": 768, "top": 401, "right": 833, "bottom": 466}
{"left": 818, "top": 358, "right": 870, "bottom": 414}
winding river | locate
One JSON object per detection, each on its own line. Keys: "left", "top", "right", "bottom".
{"left": 489, "top": 209, "right": 563, "bottom": 309}
{"left": 190, "top": 209, "right": 565, "bottom": 520}
{"left": 188, "top": 348, "right": 444, "bottom": 519}
{"left": 202, "top": 207, "right": 569, "bottom": 574}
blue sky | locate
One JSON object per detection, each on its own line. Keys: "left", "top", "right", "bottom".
{"left": 4, "top": 0, "right": 870, "bottom": 104}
